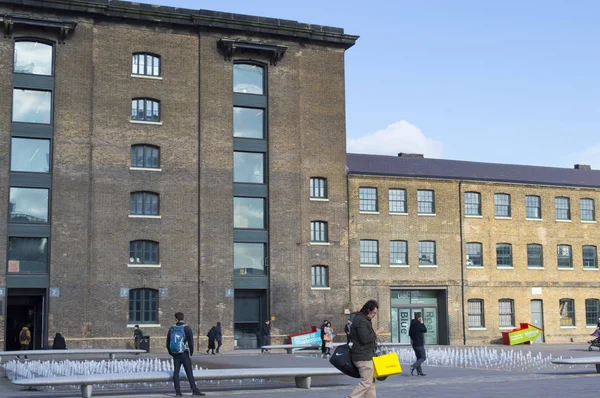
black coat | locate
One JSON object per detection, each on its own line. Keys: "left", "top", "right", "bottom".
{"left": 409, "top": 319, "right": 427, "bottom": 347}
{"left": 215, "top": 324, "right": 222, "bottom": 341}
{"left": 262, "top": 322, "right": 270, "bottom": 337}
{"left": 52, "top": 334, "right": 67, "bottom": 349}
{"left": 350, "top": 312, "right": 377, "bottom": 362}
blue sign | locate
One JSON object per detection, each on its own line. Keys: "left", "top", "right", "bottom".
{"left": 49, "top": 288, "right": 60, "bottom": 297}
{"left": 290, "top": 330, "right": 336, "bottom": 350}
{"left": 225, "top": 288, "right": 234, "bottom": 297}
{"left": 120, "top": 288, "right": 129, "bottom": 297}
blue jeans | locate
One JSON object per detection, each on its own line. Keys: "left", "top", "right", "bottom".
{"left": 172, "top": 352, "right": 199, "bottom": 393}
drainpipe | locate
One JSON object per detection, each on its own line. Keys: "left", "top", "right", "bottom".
{"left": 459, "top": 180, "right": 466, "bottom": 345}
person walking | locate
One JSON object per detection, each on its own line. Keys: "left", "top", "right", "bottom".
{"left": 320, "top": 320, "right": 328, "bottom": 358}
{"left": 19, "top": 325, "right": 31, "bottom": 351}
{"left": 133, "top": 325, "right": 143, "bottom": 350}
{"left": 409, "top": 312, "right": 428, "bottom": 376}
{"left": 324, "top": 321, "right": 334, "bottom": 358}
{"left": 347, "top": 300, "right": 385, "bottom": 398}
{"left": 261, "top": 320, "right": 271, "bottom": 353}
{"left": 206, "top": 326, "right": 216, "bottom": 355}
{"left": 344, "top": 319, "right": 352, "bottom": 343}
{"left": 52, "top": 332, "right": 67, "bottom": 349}
{"left": 166, "top": 312, "right": 205, "bottom": 397}
{"left": 215, "top": 322, "right": 223, "bottom": 354}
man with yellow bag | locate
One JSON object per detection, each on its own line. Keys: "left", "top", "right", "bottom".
{"left": 409, "top": 312, "right": 428, "bottom": 376}
{"left": 346, "top": 300, "right": 386, "bottom": 398}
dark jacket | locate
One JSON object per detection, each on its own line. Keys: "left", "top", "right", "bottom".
{"left": 350, "top": 312, "right": 377, "bottom": 362}
{"left": 133, "top": 328, "right": 143, "bottom": 340}
{"left": 207, "top": 327, "right": 216, "bottom": 341}
{"left": 215, "top": 323, "right": 222, "bottom": 341}
{"left": 166, "top": 321, "right": 195, "bottom": 356}
{"left": 262, "top": 322, "right": 270, "bottom": 337}
{"left": 52, "top": 333, "right": 67, "bottom": 349}
{"left": 409, "top": 319, "right": 427, "bottom": 347}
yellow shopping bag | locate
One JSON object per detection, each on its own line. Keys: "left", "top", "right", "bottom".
{"left": 373, "top": 352, "right": 402, "bottom": 378}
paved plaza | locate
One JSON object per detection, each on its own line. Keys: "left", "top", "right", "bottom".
{"left": 0, "top": 344, "right": 598, "bottom": 397}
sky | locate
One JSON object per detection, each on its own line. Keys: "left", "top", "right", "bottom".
{"left": 125, "top": 0, "right": 600, "bottom": 169}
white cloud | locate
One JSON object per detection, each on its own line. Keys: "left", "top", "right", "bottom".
{"left": 347, "top": 120, "right": 443, "bottom": 158}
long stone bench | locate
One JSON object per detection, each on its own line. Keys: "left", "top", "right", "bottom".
{"left": 260, "top": 344, "right": 320, "bottom": 354}
{"left": 552, "top": 357, "right": 600, "bottom": 373}
{"left": 12, "top": 367, "right": 344, "bottom": 397}
{"left": 0, "top": 349, "right": 146, "bottom": 361}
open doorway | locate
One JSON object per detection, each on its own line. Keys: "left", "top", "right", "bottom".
{"left": 6, "top": 288, "right": 46, "bottom": 351}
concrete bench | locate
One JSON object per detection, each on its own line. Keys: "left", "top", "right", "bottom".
{"left": 0, "top": 349, "right": 146, "bottom": 361}
{"left": 552, "top": 357, "right": 600, "bottom": 373}
{"left": 260, "top": 344, "right": 320, "bottom": 354}
{"left": 12, "top": 367, "right": 344, "bottom": 397}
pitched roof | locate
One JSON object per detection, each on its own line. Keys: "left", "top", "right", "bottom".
{"left": 346, "top": 153, "right": 600, "bottom": 189}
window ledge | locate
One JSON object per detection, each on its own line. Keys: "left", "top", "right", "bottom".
{"left": 418, "top": 213, "right": 436, "bottom": 217}
{"left": 310, "top": 198, "right": 329, "bottom": 202}
{"left": 418, "top": 264, "right": 438, "bottom": 268}
{"left": 130, "top": 120, "right": 163, "bottom": 126}
{"left": 581, "top": 220, "right": 597, "bottom": 224}
{"left": 499, "top": 327, "right": 515, "bottom": 330}
{"left": 131, "top": 74, "right": 163, "bottom": 80}
{"left": 465, "top": 215, "right": 483, "bottom": 218}
{"left": 128, "top": 263, "right": 161, "bottom": 268}
{"left": 310, "top": 242, "right": 331, "bottom": 246}
{"left": 359, "top": 211, "right": 379, "bottom": 215}
{"left": 311, "top": 287, "right": 331, "bottom": 290}
{"left": 527, "top": 267, "right": 544, "bottom": 270}
{"left": 583, "top": 268, "right": 599, "bottom": 271}
{"left": 495, "top": 216, "right": 512, "bottom": 220}
{"left": 468, "top": 327, "right": 486, "bottom": 331}
{"left": 360, "top": 264, "right": 381, "bottom": 268}
{"left": 496, "top": 266, "right": 514, "bottom": 269}
{"left": 560, "top": 326, "right": 577, "bottom": 329}
{"left": 587, "top": 326, "right": 598, "bottom": 329}
{"left": 555, "top": 219, "right": 572, "bottom": 223}
{"left": 526, "top": 218, "right": 543, "bottom": 221}
{"left": 127, "top": 324, "right": 161, "bottom": 328}
{"left": 128, "top": 215, "right": 161, "bottom": 219}
{"left": 389, "top": 212, "right": 408, "bottom": 216}
{"left": 557, "top": 267, "right": 574, "bottom": 271}
{"left": 466, "top": 266, "right": 484, "bottom": 269}
{"left": 390, "top": 264, "right": 409, "bottom": 268}
{"left": 130, "top": 167, "right": 162, "bottom": 172}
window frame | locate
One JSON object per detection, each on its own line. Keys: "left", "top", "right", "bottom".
{"left": 559, "top": 298, "right": 575, "bottom": 326}
{"left": 310, "top": 177, "right": 327, "bottom": 199}
{"left": 130, "top": 144, "right": 160, "bottom": 169}
{"left": 496, "top": 243, "right": 513, "bottom": 268}
{"left": 128, "top": 288, "right": 158, "bottom": 324}
{"left": 586, "top": 299, "right": 600, "bottom": 327}
{"left": 14, "top": 39, "right": 54, "bottom": 76}
{"left": 557, "top": 244, "right": 572, "bottom": 269}
{"left": 464, "top": 192, "right": 481, "bottom": 216}
{"left": 527, "top": 244, "right": 543, "bottom": 268}
{"left": 233, "top": 62, "right": 266, "bottom": 95}
{"left": 132, "top": 53, "right": 161, "bottom": 77}
{"left": 129, "top": 240, "right": 159, "bottom": 265}
{"left": 418, "top": 240, "right": 436, "bottom": 265}
{"left": 580, "top": 198, "right": 596, "bottom": 222}
{"left": 498, "top": 299, "right": 515, "bottom": 328}
{"left": 360, "top": 239, "right": 379, "bottom": 265}
{"left": 525, "top": 195, "right": 542, "bottom": 219}
{"left": 389, "top": 188, "right": 407, "bottom": 214}
{"left": 359, "top": 187, "right": 378, "bottom": 212}
{"left": 555, "top": 196, "right": 571, "bottom": 220}
{"left": 467, "top": 299, "right": 485, "bottom": 328}
{"left": 130, "top": 191, "right": 160, "bottom": 216}
{"left": 466, "top": 242, "right": 483, "bottom": 267}
{"left": 390, "top": 240, "right": 408, "bottom": 265}
{"left": 310, "top": 221, "right": 328, "bottom": 243}
{"left": 417, "top": 189, "right": 435, "bottom": 214}
{"left": 131, "top": 98, "right": 161, "bottom": 122}
{"left": 494, "top": 193, "right": 511, "bottom": 217}
{"left": 583, "top": 245, "right": 598, "bottom": 269}
{"left": 311, "top": 265, "right": 329, "bottom": 288}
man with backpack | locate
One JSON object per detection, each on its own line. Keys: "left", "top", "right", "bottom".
{"left": 166, "top": 312, "right": 205, "bottom": 397}
{"left": 19, "top": 326, "right": 31, "bottom": 351}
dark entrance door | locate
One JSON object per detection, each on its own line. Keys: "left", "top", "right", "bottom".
{"left": 234, "top": 289, "right": 267, "bottom": 349}
{"left": 6, "top": 288, "right": 46, "bottom": 351}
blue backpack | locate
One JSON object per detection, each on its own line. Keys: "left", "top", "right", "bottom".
{"left": 169, "top": 324, "right": 187, "bottom": 354}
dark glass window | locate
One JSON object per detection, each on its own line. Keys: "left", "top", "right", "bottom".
{"left": 527, "top": 244, "right": 543, "bottom": 268}
{"left": 555, "top": 197, "right": 570, "bottom": 220}
{"left": 586, "top": 299, "right": 600, "bottom": 327}
{"left": 526, "top": 195, "right": 541, "bottom": 219}
{"left": 234, "top": 243, "right": 266, "bottom": 276}
{"left": 8, "top": 237, "right": 48, "bottom": 273}
{"left": 311, "top": 221, "right": 328, "bottom": 243}
{"left": 559, "top": 298, "right": 575, "bottom": 326}
{"left": 418, "top": 241, "right": 436, "bottom": 265}
{"left": 466, "top": 243, "right": 482, "bottom": 267}
{"left": 498, "top": 299, "right": 515, "bottom": 327}
{"left": 359, "top": 187, "right": 377, "bottom": 212}
{"left": 233, "top": 107, "right": 264, "bottom": 139}
{"left": 132, "top": 53, "right": 160, "bottom": 76}
{"left": 311, "top": 265, "right": 329, "bottom": 288}
{"left": 390, "top": 241, "right": 407, "bottom": 265}
{"left": 234, "top": 197, "right": 265, "bottom": 229}
{"left": 130, "top": 145, "right": 160, "bottom": 168}
{"left": 464, "top": 192, "right": 481, "bottom": 216}
{"left": 129, "top": 288, "right": 158, "bottom": 324}
{"left": 131, "top": 98, "right": 160, "bottom": 122}
{"left": 468, "top": 299, "right": 484, "bottom": 328}
{"left": 583, "top": 246, "right": 597, "bottom": 269}
{"left": 14, "top": 41, "right": 53, "bottom": 75}
{"left": 12, "top": 89, "right": 51, "bottom": 124}
{"left": 417, "top": 190, "right": 435, "bottom": 214}
{"left": 9, "top": 187, "right": 49, "bottom": 223}
{"left": 557, "top": 245, "right": 572, "bottom": 268}
{"left": 130, "top": 192, "right": 159, "bottom": 216}
{"left": 581, "top": 198, "right": 595, "bottom": 221}
{"left": 496, "top": 243, "right": 512, "bottom": 267}
{"left": 310, "top": 178, "right": 327, "bottom": 199}
{"left": 233, "top": 64, "right": 264, "bottom": 95}
{"left": 10, "top": 138, "right": 50, "bottom": 173}
{"left": 233, "top": 152, "right": 264, "bottom": 184}
{"left": 389, "top": 189, "right": 406, "bottom": 213}
{"left": 129, "top": 240, "right": 159, "bottom": 265}
{"left": 494, "top": 193, "right": 511, "bottom": 217}
{"left": 360, "top": 240, "right": 379, "bottom": 264}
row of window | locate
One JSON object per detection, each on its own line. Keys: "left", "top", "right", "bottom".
{"left": 360, "top": 240, "right": 436, "bottom": 265}
{"left": 467, "top": 298, "right": 599, "bottom": 328}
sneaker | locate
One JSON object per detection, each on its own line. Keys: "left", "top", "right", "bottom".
{"left": 175, "top": 391, "right": 182, "bottom": 397}
{"left": 192, "top": 391, "right": 206, "bottom": 396}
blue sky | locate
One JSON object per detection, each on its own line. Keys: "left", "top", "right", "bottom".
{"left": 127, "top": 0, "right": 600, "bottom": 168}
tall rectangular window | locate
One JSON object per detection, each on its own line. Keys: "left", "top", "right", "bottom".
{"left": 526, "top": 195, "right": 541, "bottom": 219}
{"left": 559, "top": 298, "right": 575, "bottom": 326}
{"left": 555, "top": 197, "right": 570, "bottom": 220}
{"left": 583, "top": 246, "right": 597, "bottom": 269}
{"left": 468, "top": 299, "right": 484, "bottom": 328}
{"left": 310, "top": 178, "right": 327, "bottom": 199}
{"left": 494, "top": 193, "right": 511, "bottom": 217}
{"left": 311, "top": 266, "right": 329, "bottom": 288}
{"left": 389, "top": 189, "right": 406, "bottom": 213}
{"left": 360, "top": 240, "right": 379, "bottom": 265}
{"left": 498, "top": 299, "right": 515, "bottom": 328}
{"left": 390, "top": 241, "right": 407, "bottom": 265}
{"left": 586, "top": 299, "right": 600, "bottom": 327}
{"left": 359, "top": 187, "right": 377, "bottom": 212}
{"left": 464, "top": 192, "right": 481, "bottom": 216}
{"left": 557, "top": 245, "right": 572, "bottom": 268}
{"left": 581, "top": 198, "right": 595, "bottom": 221}
{"left": 527, "top": 244, "right": 543, "bottom": 268}
{"left": 417, "top": 190, "right": 435, "bottom": 214}
{"left": 418, "top": 241, "right": 436, "bottom": 265}
{"left": 310, "top": 221, "right": 328, "bottom": 243}
{"left": 466, "top": 243, "right": 482, "bottom": 267}
{"left": 496, "top": 244, "right": 512, "bottom": 267}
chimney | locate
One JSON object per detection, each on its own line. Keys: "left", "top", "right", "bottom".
{"left": 397, "top": 153, "right": 424, "bottom": 158}
{"left": 574, "top": 164, "right": 591, "bottom": 170}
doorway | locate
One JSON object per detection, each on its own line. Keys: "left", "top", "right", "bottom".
{"left": 6, "top": 288, "right": 46, "bottom": 351}
{"left": 233, "top": 289, "right": 267, "bottom": 349}
{"left": 530, "top": 299, "right": 544, "bottom": 343}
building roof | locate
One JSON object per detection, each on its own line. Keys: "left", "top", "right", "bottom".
{"left": 346, "top": 153, "right": 600, "bottom": 189}
{"left": 2, "top": 0, "right": 358, "bottom": 48}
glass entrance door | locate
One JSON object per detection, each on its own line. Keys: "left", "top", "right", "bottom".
{"left": 391, "top": 307, "right": 438, "bottom": 345}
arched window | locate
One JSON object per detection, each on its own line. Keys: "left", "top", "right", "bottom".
{"left": 130, "top": 192, "right": 159, "bottom": 216}
{"left": 311, "top": 265, "right": 329, "bottom": 288}
{"left": 14, "top": 40, "right": 53, "bottom": 75}
{"left": 132, "top": 53, "right": 161, "bottom": 76}
{"left": 233, "top": 63, "right": 264, "bottom": 95}
{"left": 559, "top": 298, "right": 575, "bottom": 326}
{"left": 527, "top": 244, "right": 543, "bottom": 268}
{"left": 583, "top": 246, "right": 597, "bottom": 269}
{"left": 496, "top": 243, "right": 512, "bottom": 267}
{"left": 129, "top": 240, "right": 159, "bottom": 265}
{"left": 467, "top": 299, "right": 484, "bottom": 328}
{"left": 310, "top": 177, "right": 327, "bottom": 199}
{"left": 310, "top": 221, "right": 328, "bottom": 243}
{"left": 129, "top": 288, "right": 158, "bottom": 324}
{"left": 131, "top": 144, "right": 160, "bottom": 169}
{"left": 131, "top": 98, "right": 160, "bottom": 122}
